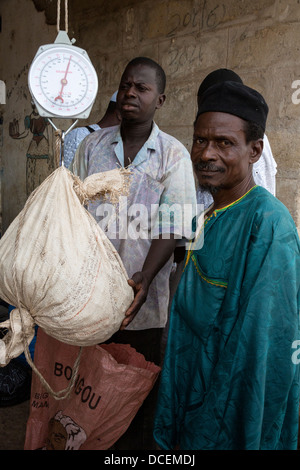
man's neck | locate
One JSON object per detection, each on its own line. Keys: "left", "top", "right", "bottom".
{"left": 120, "top": 119, "right": 153, "bottom": 143}
{"left": 97, "top": 114, "right": 119, "bottom": 128}
{"left": 207, "top": 175, "right": 256, "bottom": 215}
{"left": 120, "top": 120, "right": 153, "bottom": 166}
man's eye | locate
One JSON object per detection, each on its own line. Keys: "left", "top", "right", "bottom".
{"left": 194, "top": 137, "right": 204, "bottom": 144}
{"left": 218, "top": 139, "right": 231, "bottom": 147}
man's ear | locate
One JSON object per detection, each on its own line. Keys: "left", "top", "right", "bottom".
{"left": 249, "top": 138, "right": 263, "bottom": 164}
{"left": 156, "top": 93, "right": 166, "bottom": 109}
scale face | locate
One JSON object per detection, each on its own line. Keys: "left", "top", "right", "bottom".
{"left": 28, "top": 40, "right": 98, "bottom": 119}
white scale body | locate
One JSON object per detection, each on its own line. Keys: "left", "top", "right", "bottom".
{"left": 28, "top": 31, "right": 98, "bottom": 120}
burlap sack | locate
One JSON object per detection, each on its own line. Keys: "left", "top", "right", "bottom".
{"left": 0, "top": 166, "right": 133, "bottom": 370}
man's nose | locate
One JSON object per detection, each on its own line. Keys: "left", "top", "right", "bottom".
{"left": 125, "top": 85, "right": 136, "bottom": 97}
{"left": 200, "top": 142, "right": 217, "bottom": 161}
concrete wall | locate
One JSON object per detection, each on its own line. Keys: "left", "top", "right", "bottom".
{"left": 0, "top": 0, "right": 300, "bottom": 233}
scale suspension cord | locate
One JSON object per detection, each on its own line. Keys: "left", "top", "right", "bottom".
{"left": 57, "top": 0, "right": 69, "bottom": 33}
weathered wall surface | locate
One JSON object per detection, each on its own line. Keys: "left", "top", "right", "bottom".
{"left": 0, "top": 0, "right": 300, "bottom": 232}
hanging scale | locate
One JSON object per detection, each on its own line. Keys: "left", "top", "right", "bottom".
{"left": 27, "top": 0, "right": 98, "bottom": 165}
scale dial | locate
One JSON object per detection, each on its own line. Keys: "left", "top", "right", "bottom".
{"left": 28, "top": 44, "right": 98, "bottom": 119}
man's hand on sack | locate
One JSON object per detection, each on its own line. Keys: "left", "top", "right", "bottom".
{"left": 120, "top": 271, "right": 151, "bottom": 329}
{"left": 119, "top": 237, "right": 177, "bottom": 330}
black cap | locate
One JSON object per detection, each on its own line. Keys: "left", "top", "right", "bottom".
{"left": 197, "top": 81, "right": 269, "bottom": 132}
{"left": 197, "top": 68, "right": 243, "bottom": 99}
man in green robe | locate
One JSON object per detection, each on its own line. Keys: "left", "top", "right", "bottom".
{"left": 153, "top": 81, "right": 300, "bottom": 450}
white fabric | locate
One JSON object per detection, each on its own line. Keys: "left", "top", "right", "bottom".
{"left": 0, "top": 166, "right": 133, "bottom": 365}
{"left": 252, "top": 134, "right": 277, "bottom": 196}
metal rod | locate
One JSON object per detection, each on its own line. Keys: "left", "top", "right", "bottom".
{"left": 46, "top": 117, "right": 78, "bottom": 135}
{"left": 47, "top": 117, "right": 58, "bottom": 131}
{"left": 64, "top": 119, "right": 78, "bottom": 135}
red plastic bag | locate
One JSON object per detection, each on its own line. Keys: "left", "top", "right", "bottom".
{"left": 24, "top": 329, "right": 160, "bottom": 450}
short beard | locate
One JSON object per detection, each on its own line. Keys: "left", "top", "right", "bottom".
{"left": 199, "top": 183, "right": 222, "bottom": 195}
{"left": 194, "top": 162, "right": 225, "bottom": 195}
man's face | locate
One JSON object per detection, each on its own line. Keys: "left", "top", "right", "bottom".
{"left": 191, "top": 112, "right": 260, "bottom": 193}
{"left": 117, "top": 63, "right": 165, "bottom": 123}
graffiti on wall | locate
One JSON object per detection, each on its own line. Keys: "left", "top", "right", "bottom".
{"left": 6, "top": 61, "right": 55, "bottom": 197}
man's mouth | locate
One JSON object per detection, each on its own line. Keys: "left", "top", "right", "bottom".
{"left": 121, "top": 102, "right": 137, "bottom": 110}
{"left": 194, "top": 163, "right": 225, "bottom": 173}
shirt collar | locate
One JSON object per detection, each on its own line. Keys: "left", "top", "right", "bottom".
{"left": 111, "top": 122, "right": 159, "bottom": 145}
{"left": 145, "top": 121, "right": 159, "bottom": 151}
{"left": 111, "top": 122, "right": 159, "bottom": 167}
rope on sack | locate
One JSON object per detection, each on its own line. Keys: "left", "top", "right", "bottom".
{"left": 54, "top": 0, "right": 69, "bottom": 169}
{"left": 54, "top": 129, "right": 62, "bottom": 169}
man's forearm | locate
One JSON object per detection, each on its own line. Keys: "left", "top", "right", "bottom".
{"left": 141, "top": 236, "right": 177, "bottom": 284}
{"left": 120, "top": 235, "right": 177, "bottom": 329}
